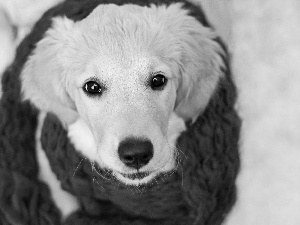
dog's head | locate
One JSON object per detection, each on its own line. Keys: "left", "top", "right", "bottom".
{"left": 21, "top": 3, "right": 224, "bottom": 185}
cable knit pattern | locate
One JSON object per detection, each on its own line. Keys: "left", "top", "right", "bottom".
{"left": 0, "top": 0, "right": 240, "bottom": 224}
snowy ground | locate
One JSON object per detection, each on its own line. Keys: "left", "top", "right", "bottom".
{"left": 1, "top": 0, "right": 300, "bottom": 224}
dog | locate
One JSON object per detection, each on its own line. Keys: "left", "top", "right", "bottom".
{"left": 21, "top": 1, "right": 224, "bottom": 218}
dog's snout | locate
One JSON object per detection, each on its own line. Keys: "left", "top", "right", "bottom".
{"left": 118, "top": 138, "right": 153, "bottom": 170}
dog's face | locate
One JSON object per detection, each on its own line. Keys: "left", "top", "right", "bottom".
{"left": 21, "top": 3, "right": 224, "bottom": 185}
{"left": 72, "top": 52, "right": 180, "bottom": 184}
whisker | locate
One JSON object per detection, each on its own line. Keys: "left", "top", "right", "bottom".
{"left": 169, "top": 169, "right": 175, "bottom": 176}
{"left": 175, "top": 150, "right": 182, "bottom": 168}
{"left": 72, "top": 157, "right": 86, "bottom": 179}
{"left": 128, "top": 186, "right": 135, "bottom": 195}
{"left": 91, "top": 162, "right": 104, "bottom": 189}
{"left": 166, "top": 138, "right": 186, "bottom": 163}
{"left": 153, "top": 176, "right": 160, "bottom": 188}
{"left": 92, "top": 175, "right": 97, "bottom": 188}
{"left": 114, "top": 181, "right": 121, "bottom": 190}
{"left": 132, "top": 184, "right": 141, "bottom": 194}
{"left": 180, "top": 165, "right": 184, "bottom": 187}
{"left": 177, "top": 146, "right": 188, "bottom": 160}
{"left": 92, "top": 175, "right": 96, "bottom": 188}
{"left": 94, "top": 176, "right": 104, "bottom": 189}
{"left": 91, "top": 162, "right": 96, "bottom": 189}
{"left": 91, "top": 161, "right": 95, "bottom": 170}
{"left": 104, "top": 169, "right": 112, "bottom": 179}
{"left": 94, "top": 166, "right": 111, "bottom": 181}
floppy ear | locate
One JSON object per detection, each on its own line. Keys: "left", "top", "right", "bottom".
{"left": 163, "top": 4, "right": 225, "bottom": 122}
{"left": 21, "top": 17, "right": 79, "bottom": 126}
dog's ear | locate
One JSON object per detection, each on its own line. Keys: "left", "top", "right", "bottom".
{"left": 163, "top": 4, "right": 225, "bottom": 122}
{"left": 21, "top": 17, "right": 79, "bottom": 125}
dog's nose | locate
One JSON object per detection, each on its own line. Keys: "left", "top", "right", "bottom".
{"left": 118, "top": 138, "right": 153, "bottom": 170}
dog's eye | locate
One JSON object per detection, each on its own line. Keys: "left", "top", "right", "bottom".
{"left": 151, "top": 74, "right": 167, "bottom": 90}
{"left": 83, "top": 81, "right": 102, "bottom": 95}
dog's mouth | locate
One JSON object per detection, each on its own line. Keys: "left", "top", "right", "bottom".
{"left": 114, "top": 171, "right": 156, "bottom": 185}
{"left": 112, "top": 155, "right": 177, "bottom": 185}
{"left": 121, "top": 172, "right": 150, "bottom": 180}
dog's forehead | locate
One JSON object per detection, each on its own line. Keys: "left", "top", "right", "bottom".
{"left": 66, "top": 3, "right": 183, "bottom": 88}
{"left": 90, "top": 53, "right": 153, "bottom": 81}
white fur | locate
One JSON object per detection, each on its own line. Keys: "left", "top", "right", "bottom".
{"left": 67, "top": 117, "right": 103, "bottom": 167}
{"left": 21, "top": 2, "right": 223, "bottom": 186}
{"left": 36, "top": 112, "right": 79, "bottom": 219}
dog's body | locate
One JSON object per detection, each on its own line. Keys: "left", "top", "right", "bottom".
{"left": 21, "top": 0, "right": 225, "bottom": 219}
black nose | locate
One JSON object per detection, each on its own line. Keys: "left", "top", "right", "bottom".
{"left": 118, "top": 137, "right": 153, "bottom": 170}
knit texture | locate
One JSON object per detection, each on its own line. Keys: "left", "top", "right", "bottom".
{"left": 0, "top": 0, "right": 240, "bottom": 224}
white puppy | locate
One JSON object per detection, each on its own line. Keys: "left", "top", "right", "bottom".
{"left": 22, "top": 3, "right": 224, "bottom": 185}
{"left": 21, "top": 3, "right": 224, "bottom": 216}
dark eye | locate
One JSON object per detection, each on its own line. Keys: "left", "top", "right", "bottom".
{"left": 83, "top": 81, "right": 102, "bottom": 95}
{"left": 151, "top": 74, "right": 167, "bottom": 90}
